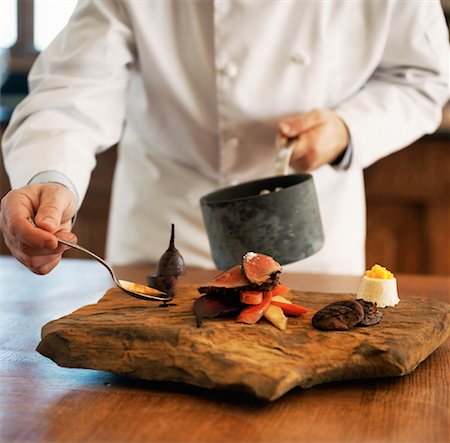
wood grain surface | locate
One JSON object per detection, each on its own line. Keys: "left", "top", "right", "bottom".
{"left": 37, "top": 285, "right": 449, "bottom": 401}
{"left": 2, "top": 257, "right": 449, "bottom": 443}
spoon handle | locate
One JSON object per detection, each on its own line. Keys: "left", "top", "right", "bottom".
{"left": 56, "top": 237, "right": 119, "bottom": 286}
{"left": 27, "top": 218, "right": 116, "bottom": 282}
{"left": 275, "top": 136, "right": 297, "bottom": 176}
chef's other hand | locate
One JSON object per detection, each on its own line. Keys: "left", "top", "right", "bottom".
{"left": 0, "top": 183, "right": 78, "bottom": 274}
{"left": 278, "top": 108, "right": 350, "bottom": 171}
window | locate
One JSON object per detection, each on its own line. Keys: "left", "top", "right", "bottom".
{"left": 34, "top": 0, "right": 77, "bottom": 51}
{"left": 0, "top": 0, "right": 77, "bottom": 51}
{"left": 0, "top": 0, "right": 18, "bottom": 49}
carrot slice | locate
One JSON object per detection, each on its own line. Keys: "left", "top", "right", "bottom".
{"left": 240, "top": 291, "right": 263, "bottom": 305}
{"left": 269, "top": 284, "right": 290, "bottom": 297}
{"left": 236, "top": 292, "right": 272, "bottom": 324}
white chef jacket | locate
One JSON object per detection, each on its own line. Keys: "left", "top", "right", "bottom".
{"left": 3, "top": 0, "right": 449, "bottom": 275}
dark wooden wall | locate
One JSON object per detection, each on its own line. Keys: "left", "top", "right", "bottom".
{"left": 365, "top": 136, "right": 449, "bottom": 275}
{"left": 1, "top": 125, "right": 449, "bottom": 275}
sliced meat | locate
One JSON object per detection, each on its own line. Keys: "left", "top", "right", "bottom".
{"left": 242, "top": 252, "right": 282, "bottom": 285}
{"left": 198, "top": 265, "right": 250, "bottom": 293}
{"left": 193, "top": 293, "right": 242, "bottom": 327}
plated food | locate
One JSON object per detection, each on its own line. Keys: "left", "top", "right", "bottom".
{"left": 356, "top": 264, "right": 400, "bottom": 308}
{"left": 193, "top": 257, "right": 399, "bottom": 333}
{"left": 193, "top": 252, "right": 308, "bottom": 330}
{"left": 312, "top": 299, "right": 383, "bottom": 331}
{"left": 312, "top": 264, "right": 398, "bottom": 331}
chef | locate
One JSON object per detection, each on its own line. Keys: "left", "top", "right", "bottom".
{"left": 1, "top": 1, "right": 449, "bottom": 276}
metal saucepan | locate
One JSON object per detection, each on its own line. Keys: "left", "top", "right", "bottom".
{"left": 200, "top": 172, "right": 324, "bottom": 270}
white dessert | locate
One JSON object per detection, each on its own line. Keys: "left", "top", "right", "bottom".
{"left": 356, "top": 264, "right": 400, "bottom": 308}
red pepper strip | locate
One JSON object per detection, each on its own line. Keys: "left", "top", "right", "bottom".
{"left": 271, "top": 301, "right": 308, "bottom": 316}
{"left": 236, "top": 292, "right": 272, "bottom": 324}
{"left": 269, "top": 284, "right": 290, "bottom": 297}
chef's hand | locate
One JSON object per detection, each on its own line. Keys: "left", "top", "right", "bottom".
{"left": 0, "top": 183, "right": 78, "bottom": 274}
{"left": 277, "top": 108, "right": 350, "bottom": 171}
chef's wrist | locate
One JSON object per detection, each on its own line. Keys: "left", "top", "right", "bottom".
{"left": 28, "top": 170, "right": 79, "bottom": 225}
{"left": 330, "top": 142, "right": 353, "bottom": 170}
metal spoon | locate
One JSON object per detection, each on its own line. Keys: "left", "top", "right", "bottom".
{"left": 28, "top": 218, "right": 172, "bottom": 302}
{"left": 274, "top": 136, "right": 298, "bottom": 176}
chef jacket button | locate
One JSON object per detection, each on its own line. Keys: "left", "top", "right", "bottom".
{"left": 226, "top": 136, "right": 239, "bottom": 149}
{"left": 290, "top": 51, "right": 311, "bottom": 66}
{"left": 218, "top": 62, "right": 238, "bottom": 78}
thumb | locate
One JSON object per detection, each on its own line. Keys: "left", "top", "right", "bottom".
{"left": 34, "top": 184, "right": 77, "bottom": 234}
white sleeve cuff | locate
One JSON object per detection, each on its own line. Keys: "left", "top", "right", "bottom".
{"left": 28, "top": 170, "right": 80, "bottom": 208}
{"left": 330, "top": 142, "right": 353, "bottom": 171}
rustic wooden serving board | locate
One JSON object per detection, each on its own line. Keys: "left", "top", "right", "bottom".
{"left": 37, "top": 285, "right": 450, "bottom": 401}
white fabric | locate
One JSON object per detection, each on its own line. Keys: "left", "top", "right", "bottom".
{"left": 2, "top": 0, "right": 449, "bottom": 275}
{"left": 28, "top": 170, "right": 79, "bottom": 201}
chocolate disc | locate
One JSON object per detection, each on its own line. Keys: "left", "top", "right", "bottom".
{"left": 312, "top": 300, "right": 364, "bottom": 331}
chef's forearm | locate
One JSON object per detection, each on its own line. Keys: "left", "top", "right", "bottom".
{"left": 334, "top": 77, "right": 448, "bottom": 170}
{"left": 334, "top": 1, "right": 449, "bottom": 170}
{"left": 1, "top": 0, "right": 134, "bottom": 205}
{"left": 2, "top": 120, "right": 99, "bottom": 210}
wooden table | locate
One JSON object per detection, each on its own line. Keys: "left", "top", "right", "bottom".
{"left": 1, "top": 256, "right": 449, "bottom": 443}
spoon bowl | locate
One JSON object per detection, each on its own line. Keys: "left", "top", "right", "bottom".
{"left": 56, "top": 237, "right": 172, "bottom": 302}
